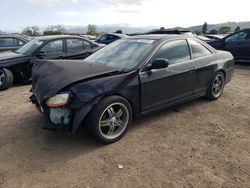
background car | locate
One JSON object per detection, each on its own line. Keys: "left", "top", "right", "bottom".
{"left": 0, "top": 34, "right": 30, "bottom": 52}
{"left": 148, "top": 29, "right": 194, "bottom": 36}
{"left": 204, "top": 34, "right": 225, "bottom": 41}
{"left": 80, "top": 34, "right": 97, "bottom": 41}
{"left": 208, "top": 28, "right": 250, "bottom": 61}
{"left": 30, "top": 35, "right": 234, "bottom": 144}
{"left": 0, "top": 35, "right": 103, "bottom": 90}
{"left": 95, "top": 33, "right": 127, "bottom": 44}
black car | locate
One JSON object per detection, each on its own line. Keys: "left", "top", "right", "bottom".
{"left": 208, "top": 29, "right": 250, "bottom": 61}
{"left": 0, "top": 34, "right": 29, "bottom": 52}
{"left": 30, "top": 35, "right": 234, "bottom": 144}
{"left": 204, "top": 34, "right": 225, "bottom": 41}
{"left": 0, "top": 35, "right": 103, "bottom": 90}
{"left": 95, "top": 33, "right": 127, "bottom": 44}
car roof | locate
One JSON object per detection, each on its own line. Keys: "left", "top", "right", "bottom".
{"left": 128, "top": 34, "right": 189, "bottom": 40}
{"left": 35, "top": 35, "right": 86, "bottom": 41}
{"left": 0, "top": 34, "right": 29, "bottom": 41}
{"left": 107, "top": 33, "right": 128, "bottom": 38}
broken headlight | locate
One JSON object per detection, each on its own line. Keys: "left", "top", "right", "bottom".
{"left": 46, "top": 93, "right": 70, "bottom": 107}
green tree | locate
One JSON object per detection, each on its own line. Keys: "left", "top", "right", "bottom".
{"left": 202, "top": 22, "right": 208, "bottom": 34}
{"left": 87, "top": 24, "right": 97, "bottom": 35}
{"left": 22, "top": 25, "right": 40, "bottom": 36}
{"left": 208, "top": 29, "right": 218, "bottom": 34}
{"left": 234, "top": 26, "right": 241, "bottom": 32}
{"left": 218, "top": 26, "right": 231, "bottom": 34}
{"left": 43, "top": 25, "right": 65, "bottom": 35}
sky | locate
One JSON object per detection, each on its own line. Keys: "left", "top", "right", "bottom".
{"left": 0, "top": 0, "right": 250, "bottom": 32}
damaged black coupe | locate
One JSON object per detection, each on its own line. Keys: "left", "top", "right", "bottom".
{"left": 0, "top": 35, "right": 103, "bottom": 90}
{"left": 30, "top": 35, "right": 234, "bottom": 144}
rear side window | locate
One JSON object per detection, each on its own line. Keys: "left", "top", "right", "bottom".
{"left": 152, "top": 40, "right": 190, "bottom": 65}
{"left": 67, "top": 39, "right": 84, "bottom": 53}
{"left": 188, "top": 39, "right": 212, "bottom": 59}
{"left": 0, "top": 38, "right": 18, "bottom": 47}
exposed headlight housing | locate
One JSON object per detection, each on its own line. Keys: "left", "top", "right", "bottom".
{"left": 46, "top": 93, "right": 70, "bottom": 107}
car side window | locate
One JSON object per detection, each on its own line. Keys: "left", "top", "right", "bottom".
{"left": 67, "top": 39, "right": 84, "bottom": 53}
{"left": 83, "top": 40, "right": 91, "bottom": 49}
{"left": 151, "top": 40, "right": 190, "bottom": 65}
{"left": 99, "top": 35, "right": 107, "bottom": 42}
{"left": 0, "top": 38, "right": 18, "bottom": 47}
{"left": 107, "top": 35, "right": 119, "bottom": 40}
{"left": 17, "top": 39, "right": 25, "bottom": 46}
{"left": 40, "top": 40, "right": 63, "bottom": 55}
{"left": 188, "top": 39, "right": 212, "bottom": 59}
{"left": 225, "top": 31, "right": 248, "bottom": 42}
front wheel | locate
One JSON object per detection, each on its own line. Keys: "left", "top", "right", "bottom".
{"left": 0, "top": 68, "right": 14, "bottom": 91}
{"left": 88, "top": 96, "right": 133, "bottom": 144}
{"left": 206, "top": 72, "right": 225, "bottom": 100}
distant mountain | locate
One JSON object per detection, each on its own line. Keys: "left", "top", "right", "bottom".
{"left": 187, "top": 21, "right": 250, "bottom": 32}
{"left": 2, "top": 21, "right": 250, "bottom": 34}
{"left": 65, "top": 24, "right": 152, "bottom": 34}
{"left": 64, "top": 21, "right": 250, "bottom": 34}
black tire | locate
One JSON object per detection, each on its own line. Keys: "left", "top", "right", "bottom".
{"left": 206, "top": 71, "right": 225, "bottom": 100}
{"left": 0, "top": 68, "right": 14, "bottom": 91}
{"left": 88, "top": 96, "right": 133, "bottom": 144}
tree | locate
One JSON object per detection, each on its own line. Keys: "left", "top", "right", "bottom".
{"left": 87, "top": 24, "right": 97, "bottom": 35}
{"left": 22, "top": 25, "right": 40, "bottom": 36}
{"left": 202, "top": 22, "right": 208, "bottom": 34}
{"left": 208, "top": 29, "right": 218, "bottom": 34}
{"left": 218, "top": 26, "right": 231, "bottom": 34}
{"left": 234, "top": 26, "right": 241, "bottom": 32}
{"left": 43, "top": 25, "right": 65, "bottom": 35}
{"left": 193, "top": 30, "right": 202, "bottom": 35}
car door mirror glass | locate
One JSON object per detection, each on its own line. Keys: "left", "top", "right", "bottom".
{"left": 148, "top": 58, "right": 169, "bottom": 70}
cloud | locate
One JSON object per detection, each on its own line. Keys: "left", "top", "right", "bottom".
{"left": 114, "top": 10, "right": 141, "bottom": 14}
{"left": 101, "top": 0, "right": 148, "bottom": 5}
{"left": 55, "top": 11, "right": 80, "bottom": 17}
{"left": 27, "top": 0, "right": 80, "bottom": 6}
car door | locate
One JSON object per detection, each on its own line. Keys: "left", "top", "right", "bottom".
{"left": 65, "top": 38, "right": 93, "bottom": 59}
{"left": 223, "top": 31, "right": 249, "bottom": 60}
{"left": 187, "top": 39, "right": 215, "bottom": 93}
{"left": 140, "top": 39, "right": 197, "bottom": 111}
{"left": 0, "top": 37, "right": 20, "bottom": 52}
{"left": 39, "top": 39, "right": 65, "bottom": 59}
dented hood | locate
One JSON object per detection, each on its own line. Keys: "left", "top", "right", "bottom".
{"left": 32, "top": 60, "right": 120, "bottom": 102}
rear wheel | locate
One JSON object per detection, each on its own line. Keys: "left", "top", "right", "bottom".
{"left": 88, "top": 96, "right": 133, "bottom": 144}
{"left": 206, "top": 72, "right": 225, "bottom": 100}
{"left": 0, "top": 68, "right": 14, "bottom": 91}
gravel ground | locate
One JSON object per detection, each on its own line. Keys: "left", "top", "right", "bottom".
{"left": 0, "top": 66, "right": 249, "bottom": 188}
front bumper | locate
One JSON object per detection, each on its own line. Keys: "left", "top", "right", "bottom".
{"left": 30, "top": 94, "right": 73, "bottom": 131}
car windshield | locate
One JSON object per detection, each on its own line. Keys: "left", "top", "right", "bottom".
{"left": 85, "top": 39, "right": 155, "bottom": 71}
{"left": 16, "top": 39, "right": 44, "bottom": 55}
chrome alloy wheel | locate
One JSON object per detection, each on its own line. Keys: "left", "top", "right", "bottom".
{"left": 0, "top": 69, "right": 6, "bottom": 86}
{"left": 98, "top": 102, "right": 129, "bottom": 140}
{"left": 212, "top": 74, "right": 224, "bottom": 98}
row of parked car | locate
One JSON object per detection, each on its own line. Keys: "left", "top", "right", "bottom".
{"left": 0, "top": 29, "right": 240, "bottom": 143}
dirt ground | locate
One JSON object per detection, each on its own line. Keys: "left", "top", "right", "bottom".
{"left": 0, "top": 66, "right": 249, "bottom": 188}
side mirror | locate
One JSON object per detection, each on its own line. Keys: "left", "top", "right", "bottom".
{"left": 146, "top": 58, "right": 169, "bottom": 71}
{"left": 36, "top": 51, "right": 47, "bottom": 58}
